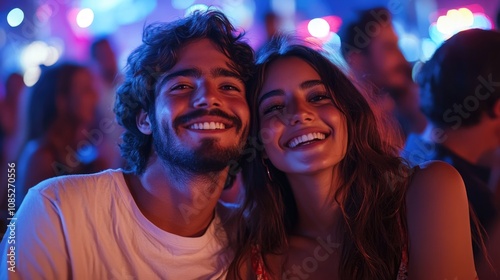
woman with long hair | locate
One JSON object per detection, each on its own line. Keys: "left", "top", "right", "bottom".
{"left": 17, "top": 62, "right": 104, "bottom": 206}
{"left": 228, "top": 36, "right": 478, "bottom": 279}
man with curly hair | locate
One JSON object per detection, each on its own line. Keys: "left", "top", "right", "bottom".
{"left": 0, "top": 10, "right": 254, "bottom": 279}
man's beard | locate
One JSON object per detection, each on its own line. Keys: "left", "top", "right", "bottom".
{"left": 151, "top": 111, "right": 245, "bottom": 174}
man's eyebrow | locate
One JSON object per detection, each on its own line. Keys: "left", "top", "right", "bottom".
{"left": 300, "top": 80, "right": 324, "bottom": 89}
{"left": 157, "top": 68, "right": 202, "bottom": 94}
{"left": 211, "top": 67, "right": 242, "bottom": 80}
{"left": 258, "top": 89, "right": 284, "bottom": 107}
{"left": 163, "top": 68, "right": 202, "bottom": 83}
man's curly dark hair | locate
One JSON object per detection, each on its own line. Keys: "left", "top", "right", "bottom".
{"left": 114, "top": 10, "right": 255, "bottom": 174}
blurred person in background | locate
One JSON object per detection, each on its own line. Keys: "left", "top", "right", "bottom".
{"left": 404, "top": 29, "right": 500, "bottom": 239}
{"left": 264, "top": 11, "right": 281, "bottom": 41}
{"left": 0, "top": 73, "right": 25, "bottom": 233}
{"left": 90, "top": 37, "right": 124, "bottom": 169}
{"left": 0, "top": 73, "right": 25, "bottom": 163}
{"left": 340, "top": 7, "right": 427, "bottom": 140}
{"left": 90, "top": 37, "right": 120, "bottom": 90}
{"left": 16, "top": 62, "right": 105, "bottom": 207}
{"left": 496, "top": 6, "right": 499, "bottom": 30}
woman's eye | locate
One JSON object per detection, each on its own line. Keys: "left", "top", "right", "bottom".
{"left": 262, "top": 104, "right": 284, "bottom": 115}
{"left": 309, "top": 94, "right": 331, "bottom": 102}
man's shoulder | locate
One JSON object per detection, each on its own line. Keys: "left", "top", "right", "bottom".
{"left": 32, "top": 169, "right": 126, "bottom": 200}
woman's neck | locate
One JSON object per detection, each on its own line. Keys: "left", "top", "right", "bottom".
{"left": 287, "top": 168, "right": 343, "bottom": 238}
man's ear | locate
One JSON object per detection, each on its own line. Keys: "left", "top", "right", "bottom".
{"left": 136, "top": 109, "right": 152, "bottom": 135}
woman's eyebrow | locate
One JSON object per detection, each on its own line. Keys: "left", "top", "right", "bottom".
{"left": 258, "top": 80, "right": 325, "bottom": 107}
{"left": 300, "top": 80, "right": 324, "bottom": 89}
{"left": 258, "top": 89, "right": 284, "bottom": 107}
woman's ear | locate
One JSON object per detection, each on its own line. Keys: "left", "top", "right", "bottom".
{"left": 136, "top": 109, "right": 152, "bottom": 135}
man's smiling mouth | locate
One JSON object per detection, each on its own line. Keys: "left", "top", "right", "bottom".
{"left": 189, "top": 122, "right": 226, "bottom": 130}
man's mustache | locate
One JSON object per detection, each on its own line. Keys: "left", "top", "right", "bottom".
{"left": 173, "top": 108, "right": 243, "bottom": 132}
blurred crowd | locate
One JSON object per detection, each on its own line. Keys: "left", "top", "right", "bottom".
{"left": 1, "top": 6, "right": 500, "bottom": 278}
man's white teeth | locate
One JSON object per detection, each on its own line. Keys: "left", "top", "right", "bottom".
{"left": 289, "top": 132, "right": 326, "bottom": 148}
{"left": 190, "top": 122, "right": 226, "bottom": 130}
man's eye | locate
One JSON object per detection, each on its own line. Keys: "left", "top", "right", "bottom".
{"left": 171, "top": 84, "right": 192, "bottom": 90}
{"left": 221, "top": 85, "right": 241, "bottom": 92}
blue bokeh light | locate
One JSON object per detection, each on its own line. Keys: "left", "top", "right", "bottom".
{"left": 7, "top": 8, "right": 24, "bottom": 27}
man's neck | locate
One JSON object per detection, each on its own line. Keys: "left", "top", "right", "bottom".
{"left": 126, "top": 155, "right": 229, "bottom": 237}
{"left": 424, "top": 124, "right": 496, "bottom": 165}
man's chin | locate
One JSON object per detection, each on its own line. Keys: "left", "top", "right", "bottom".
{"left": 195, "top": 147, "right": 241, "bottom": 165}
{"left": 178, "top": 140, "right": 241, "bottom": 173}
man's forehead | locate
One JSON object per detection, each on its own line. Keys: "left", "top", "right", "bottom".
{"left": 163, "top": 65, "right": 241, "bottom": 79}
{"left": 176, "top": 38, "right": 223, "bottom": 58}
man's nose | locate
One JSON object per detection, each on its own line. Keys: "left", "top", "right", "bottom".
{"left": 192, "top": 84, "right": 222, "bottom": 108}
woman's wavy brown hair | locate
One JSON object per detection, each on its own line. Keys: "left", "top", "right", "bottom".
{"left": 228, "top": 36, "right": 413, "bottom": 279}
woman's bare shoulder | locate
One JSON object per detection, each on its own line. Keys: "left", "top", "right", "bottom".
{"left": 407, "top": 160, "right": 466, "bottom": 201}
{"left": 405, "top": 160, "right": 476, "bottom": 279}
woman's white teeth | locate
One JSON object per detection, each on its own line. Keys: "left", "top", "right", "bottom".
{"left": 289, "top": 132, "right": 326, "bottom": 148}
{"left": 190, "top": 122, "right": 226, "bottom": 130}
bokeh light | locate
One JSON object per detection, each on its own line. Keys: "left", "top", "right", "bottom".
{"left": 76, "top": 8, "right": 95, "bottom": 28}
{"left": 432, "top": 7, "right": 492, "bottom": 42}
{"left": 420, "top": 38, "right": 437, "bottom": 61}
{"left": 7, "top": 8, "right": 24, "bottom": 27}
{"left": 82, "top": 0, "right": 122, "bottom": 12}
{"left": 43, "top": 46, "right": 60, "bottom": 66}
{"left": 323, "top": 32, "right": 342, "bottom": 53}
{"left": 308, "top": 18, "right": 330, "bottom": 38}
{"left": 458, "top": 8, "right": 474, "bottom": 26}
{"left": 20, "top": 41, "right": 49, "bottom": 71}
{"left": 272, "top": 0, "right": 295, "bottom": 17}
{"left": 429, "top": 23, "right": 446, "bottom": 45}
{"left": 472, "top": 13, "right": 492, "bottom": 29}
{"left": 172, "top": 0, "right": 196, "bottom": 10}
{"left": 23, "top": 66, "right": 41, "bottom": 87}
{"left": 185, "top": 4, "right": 211, "bottom": 17}
{"left": 0, "top": 28, "right": 6, "bottom": 48}
{"left": 19, "top": 40, "right": 62, "bottom": 87}
{"left": 36, "top": 4, "right": 53, "bottom": 23}
{"left": 412, "top": 61, "right": 424, "bottom": 83}
{"left": 398, "top": 34, "right": 420, "bottom": 62}
{"left": 222, "top": 0, "right": 255, "bottom": 29}
{"left": 79, "top": 0, "right": 156, "bottom": 34}
{"left": 114, "top": 0, "right": 156, "bottom": 25}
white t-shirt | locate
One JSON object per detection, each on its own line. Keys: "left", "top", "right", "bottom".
{"left": 0, "top": 169, "right": 232, "bottom": 279}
